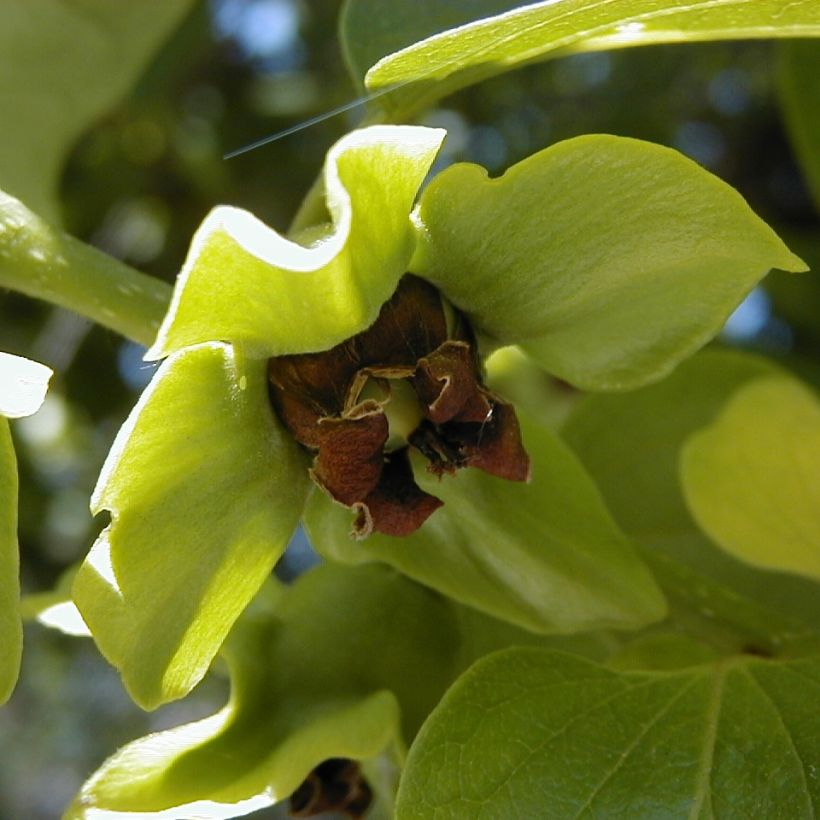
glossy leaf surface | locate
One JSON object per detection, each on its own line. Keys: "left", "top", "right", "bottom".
{"left": 357, "top": 0, "right": 820, "bottom": 118}
{"left": 148, "top": 126, "right": 444, "bottom": 361}
{"left": 0, "top": 419, "right": 20, "bottom": 704}
{"left": 414, "top": 135, "right": 804, "bottom": 391}
{"left": 563, "top": 350, "right": 820, "bottom": 654}
{"left": 682, "top": 376, "right": 820, "bottom": 582}
{"left": 73, "top": 343, "right": 309, "bottom": 709}
{"left": 396, "top": 647, "right": 820, "bottom": 818}
{"left": 778, "top": 40, "right": 820, "bottom": 211}
{"left": 0, "top": 0, "right": 194, "bottom": 223}
{"left": 305, "top": 415, "right": 666, "bottom": 635}
{"left": 68, "top": 564, "right": 462, "bottom": 818}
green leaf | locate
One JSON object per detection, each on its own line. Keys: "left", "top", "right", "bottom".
{"left": 0, "top": 351, "right": 52, "bottom": 419}
{"left": 304, "top": 414, "right": 666, "bottom": 635}
{"left": 340, "top": 0, "right": 520, "bottom": 92}
{"left": 778, "top": 40, "right": 820, "bottom": 212}
{"left": 396, "top": 647, "right": 820, "bottom": 819}
{"left": 147, "top": 126, "right": 445, "bottom": 361}
{"left": 0, "top": 418, "right": 21, "bottom": 705}
{"left": 682, "top": 376, "right": 820, "bottom": 582}
{"left": 0, "top": 0, "right": 194, "bottom": 223}
{"left": 484, "top": 345, "right": 577, "bottom": 430}
{"left": 607, "top": 632, "right": 721, "bottom": 671}
{"left": 72, "top": 343, "right": 309, "bottom": 709}
{"left": 0, "top": 192, "right": 172, "bottom": 347}
{"left": 361, "top": 0, "right": 820, "bottom": 118}
{"left": 413, "top": 134, "right": 805, "bottom": 391}
{"left": 0, "top": 352, "right": 52, "bottom": 704}
{"left": 563, "top": 349, "right": 820, "bottom": 654}
{"left": 67, "top": 564, "right": 462, "bottom": 818}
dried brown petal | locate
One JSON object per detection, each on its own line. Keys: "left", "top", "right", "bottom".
{"left": 446, "top": 400, "right": 531, "bottom": 482}
{"left": 408, "top": 421, "right": 464, "bottom": 476}
{"left": 289, "top": 758, "right": 373, "bottom": 819}
{"left": 353, "top": 274, "right": 448, "bottom": 369}
{"left": 353, "top": 448, "right": 442, "bottom": 539}
{"left": 270, "top": 275, "right": 449, "bottom": 446}
{"left": 413, "top": 340, "right": 492, "bottom": 425}
{"left": 310, "top": 400, "right": 388, "bottom": 506}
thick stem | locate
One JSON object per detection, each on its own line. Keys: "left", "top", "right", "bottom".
{"left": 0, "top": 192, "right": 171, "bottom": 348}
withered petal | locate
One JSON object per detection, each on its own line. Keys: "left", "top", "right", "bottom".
{"left": 413, "top": 340, "right": 492, "bottom": 425}
{"left": 408, "top": 420, "right": 463, "bottom": 476}
{"left": 446, "top": 400, "right": 531, "bottom": 482}
{"left": 268, "top": 388, "right": 324, "bottom": 449}
{"left": 352, "top": 448, "right": 443, "bottom": 539}
{"left": 289, "top": 758, "right": 373, "bottom": 819}
{"left": 353, "top": 274, "right": 448, "bottom": 368}
{"left": 269, "top": 275, "right": 449, "bottom": 435}
{"left": 268, "top": 342, "right": 359, "bottom": 418}
{"left": 310, "top": 400, "right": 388, "bottom": 506}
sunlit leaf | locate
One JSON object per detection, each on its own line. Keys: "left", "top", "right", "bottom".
{"left": 396, "top": 648, "right": 820, "bottom": 818}
{"left": 0, "top": 419, "right": 21, "bottom": 705}
{"left": 358, "top": 0, "right": 820, "bottom": 118}
{"left": 340, "top": 0, "right": 519, "bottom": 92}
{"left": 147, "top": 126, "right": 445, "bottom": 361}
{"left": 0, "top": 0, "right": 195, "bottom": 223}
{"left": 67, "top": 565, "right": 462, "bottom": 818}
{"left": 0, "top": 352, "right": 52, "bottom": 704}
{"left": 0, "top": 352, "right": 52, "bottom": 419}
{"left": 682, "top": 376, "right": 820, "bottom": 582}
{"left": 305, "top": 415, "right": 666, "bottom": 635}
{"left": 73, "top": 343, "right": 309, "bottom": 709}
{"left": 20, "top": 565, "right": 90, "bottom": 638}
{"left": 563, "top": 349, "right": 820, "bottom": 654}
{"left": 414, "top": 134, "right": 804, "bottom": 390}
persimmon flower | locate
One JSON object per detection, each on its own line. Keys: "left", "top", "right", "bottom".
{"left": 268, "top": 273, "right": 529, "bottom": 539}
{"left": 74, "top": 123, "right": 797, "bottom": 709}
{"left": 71, "top": 126, "right": 532, "bottom": 708}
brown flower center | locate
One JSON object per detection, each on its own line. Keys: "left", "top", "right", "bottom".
{"left": 289, "top": 758, "right": 372, "bottom": 818}
{"left": 268, "top": 275, "right": 530, "bottom": 538}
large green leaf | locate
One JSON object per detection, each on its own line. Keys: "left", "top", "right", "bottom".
{"left": 73, "top": 343, "right": 309, "bottom": 709}
{"left": 413, "top": 134, "right": 804, "bottom": 391}
{"left": 778, "top": 40, "right": 820, "bottom": 212}
{"left": 356, "top": 0, "right": 820, "bottom": 118}
{"left": 563, "top": 349, "right": 820, "bottom": 654}
{"left": 0, "top": 419, "right": 21, "bottom": 705}
{"left": 304, "top": 415, "right": 666, "bottom": 636}
{"left": 67, "top": 564, "right": 462, "bottom": 819}
{"left": 68, "top": 563, "right": 625, "bottom": 819}
{"left": 396, "top": 647, "right": 820, "bottom": 818}
{"left": 147, "top": 126, "right": 445, "bottom": 361}
{"left": 0, "top": 0, "right": 194, "bottom": 223}
{"left": 682, "top": 376, "right": 820, "bottom": 582}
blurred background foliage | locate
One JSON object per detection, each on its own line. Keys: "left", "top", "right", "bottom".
{"left": 1, "top": 1, "right": 818, "bottom": 817}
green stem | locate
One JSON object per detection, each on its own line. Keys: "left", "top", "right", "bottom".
{"left": 0, "top": 192, "right": 171, "bottom": 348}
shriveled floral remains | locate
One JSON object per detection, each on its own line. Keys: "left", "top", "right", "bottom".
{"left": 268, "top": 275, "right": 530, "bottom": 538}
